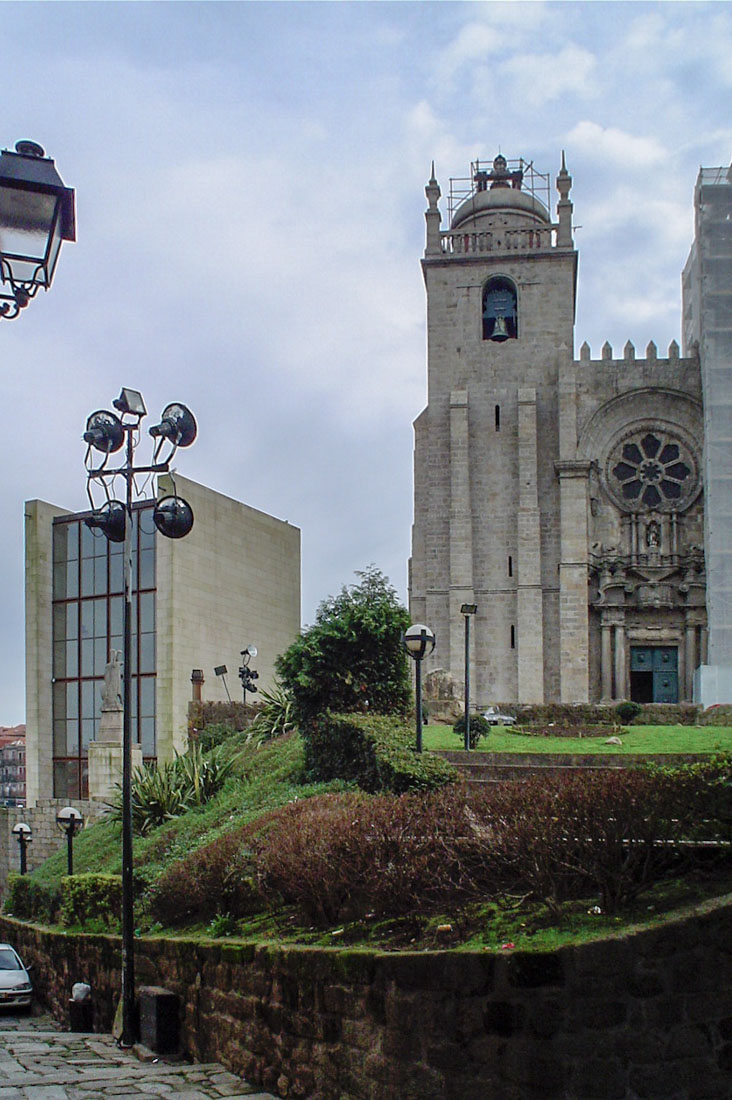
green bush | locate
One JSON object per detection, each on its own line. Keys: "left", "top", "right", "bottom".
{"left": 249, "top": 683, "right": 297, "bottom": 742}
{"left": 59, "top": 873, "right": 122, "bottom": 932}
{"left": 306, "top": 711, "right": 457, "bottom": 793}
{"left": 453, "top": 713, "right": 491, "bottom": 748}
{"left": 194, "top": 722, "right": 238, "bottom": 753}
{"left": 615, "top": 700, "right": 643, "bottom": 724}
{"left": 3, "top": 874, "right": 60, "bottom": 924}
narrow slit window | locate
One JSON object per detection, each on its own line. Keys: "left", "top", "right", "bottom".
{"left": 508, "top": 556, "right": 513, "bottom": 577}
{"left": 495, "top": 404, "right": 501, "bottom": 431}
{"left": 510, "top": 625, "right": 516, "bottom": 649}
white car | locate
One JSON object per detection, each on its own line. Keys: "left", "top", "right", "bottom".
{"left": 482, "top": 706, "right": 517, "bottom": 726}
{"left": 0, "top": 944, "right": 33, "bottom": 1011}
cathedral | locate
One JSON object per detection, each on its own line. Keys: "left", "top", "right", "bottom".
{"left": 409, "top": 152, "right": 732, "bottom": 706}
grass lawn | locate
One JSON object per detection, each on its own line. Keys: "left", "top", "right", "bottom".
{"left": 423, "top": 723, "right": 732, "bottom": 755}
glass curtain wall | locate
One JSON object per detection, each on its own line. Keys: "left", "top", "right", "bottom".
{"left": 52, "top": 504, "right": 156, "bottom": 798}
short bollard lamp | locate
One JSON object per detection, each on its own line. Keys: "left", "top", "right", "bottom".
{"left": 0, "top": 140, "right": 76, "bottom": 319}
{"left": 11, "top": 822, "right": 32, "bottom": 875}
{"left": 56, "top": 806, "right": 83, "bottom": 875}
{"left": 401, "top": 623, "right": 436, "bottom": 754}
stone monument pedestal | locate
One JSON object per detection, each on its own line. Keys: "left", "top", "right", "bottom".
{"left": 88, "top": 739, "right": 143, "bottom": 803}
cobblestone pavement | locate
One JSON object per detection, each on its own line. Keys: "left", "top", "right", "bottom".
{"left": 0, "top": 1011, "right": 279, "bottom": 1099}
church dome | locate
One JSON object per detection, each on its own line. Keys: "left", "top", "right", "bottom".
{"left": 451, "top": 185, "right": 550, "bottom": 231}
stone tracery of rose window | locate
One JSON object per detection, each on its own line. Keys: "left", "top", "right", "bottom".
{"left": 606, "top": 429, "right": 698, "bottom": 513}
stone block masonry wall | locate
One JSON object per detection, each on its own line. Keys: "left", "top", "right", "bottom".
{"left": 0, "top": 799, "right": 105, "bottom": 899}
{"left": 2, "top": 893, "right": 731, "bottom": 1099}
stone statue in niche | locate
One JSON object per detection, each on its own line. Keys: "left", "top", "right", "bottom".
{"left": 646, "top": 521, "right": 660, "bottom": 549}
{"left": 101, "top": 650, "right": 123, "bottom": 711}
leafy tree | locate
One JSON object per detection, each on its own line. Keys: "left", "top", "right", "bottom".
{"left": 276, "top": 566, "right": 412, "bottom": 726}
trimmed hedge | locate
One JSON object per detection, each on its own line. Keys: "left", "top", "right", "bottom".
{"left": 3, "top": 874, "right": 60, "bottom": 925}
{"left": 59, "top": 874, "right": 122, "bottom": 933}
{"left": 495, "top": 702, "right": 707, "bottom": 727}
{"left": 305, "top": 711, "right": 457, "bottom": 793}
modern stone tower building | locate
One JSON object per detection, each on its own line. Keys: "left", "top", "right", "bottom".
{"left": 410, "top": 153, "right": 712, "bottom": 706}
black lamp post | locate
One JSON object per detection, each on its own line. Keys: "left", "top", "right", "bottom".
{"left": 401, "top": 623, "right": 436, "bottom": 753}
{"left": 82, "top": 387, "right": 197, "bottom": 1049}
{"left": 56, "top": 806, "right": 83, "bottom": 875}
{"left": 461, "top": 604, "right": 478, "bottom": 751}
{"left": 0, "top": 141, "right": 75, "bottom": 319}
{"left": 11, "top": 822, "right": 32, "bottom": 875}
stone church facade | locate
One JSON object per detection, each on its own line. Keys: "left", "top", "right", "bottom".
{"left": 408, "top": 153, "right": 728, "bottom": 706}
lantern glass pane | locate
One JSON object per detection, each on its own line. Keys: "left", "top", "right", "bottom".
{"left": 0, "top": 187, "right": 58, "bottom": 283}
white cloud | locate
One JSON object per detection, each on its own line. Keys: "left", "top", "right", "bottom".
{"left": 567, "top": 121, "right": 667, "bottom": 169}
{"left": 500, "top": 43, "right": 598, "bottom": 104}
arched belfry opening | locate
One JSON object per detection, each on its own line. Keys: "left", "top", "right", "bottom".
{"left": 482, "top": 276, "right": 518, "bottom": 341}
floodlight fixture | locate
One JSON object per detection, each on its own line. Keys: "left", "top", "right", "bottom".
{"left": 84, "top": 500, "right": 126, "bottom": 543}
{"left": 0, "top": 140, "right": 76, "bottom": 319}
{"left": 149, "top": 402, "right": 197, "bottom": 448}
{"left": 152, "top": 495, "right": 194, "bottom": 539}
{"left": 83, "top": 410, "right": 124, "bottom": 455}
{"left": 460, "top": 603, "right": 478, "bottom": 616}
{"left": 112, "top": 388, "right": 147, "bottom": 417}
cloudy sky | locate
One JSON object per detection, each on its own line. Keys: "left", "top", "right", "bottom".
{"left": 2, "top": 1, "right": 731, "bottom": 724}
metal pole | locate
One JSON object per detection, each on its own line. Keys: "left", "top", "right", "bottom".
{"left": 415, "top": 657, "right": 423, "bottom": 754}
{"left": 19, "top": 837, "right": 27, "bottom": 876}
{"left": 464, "top": 614, "right": 471, "bottom": 752}
{"left": 121, "top": 427, "right": 136, "bottom": 1048}
{"left": 66, "top": 830, "right": 73, "bottom": 876}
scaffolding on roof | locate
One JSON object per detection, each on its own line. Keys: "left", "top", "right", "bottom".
{"left": 447, "top": 157, "right": 551, "bottom": 224}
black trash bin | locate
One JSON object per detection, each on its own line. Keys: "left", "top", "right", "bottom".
{"left": 68, "top": 998, "right": 93, "bottom": 1032}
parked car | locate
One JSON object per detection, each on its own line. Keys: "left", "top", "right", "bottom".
{"left": 0, "top": 944, "right": 33, "bottom": 1011}
{"left": 482, "top": 706, "right": 517, "bottom": 726}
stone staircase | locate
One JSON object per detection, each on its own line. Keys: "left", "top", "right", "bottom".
{"left": 434, "top": 750, "right": 702, "bottom": 785}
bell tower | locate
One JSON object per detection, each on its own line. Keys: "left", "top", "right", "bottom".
{"left": 410, "top": 154, "right": 578, "bottom": 703}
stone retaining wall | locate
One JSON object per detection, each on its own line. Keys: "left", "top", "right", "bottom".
{"left": 2, "top": 894, "right": 732, "bottom": 1099}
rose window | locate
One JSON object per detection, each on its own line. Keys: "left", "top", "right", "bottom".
{"left": 607, "top": 430, "right": 697, "bottom": 512}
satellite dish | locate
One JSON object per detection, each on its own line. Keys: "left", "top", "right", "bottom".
{"left": 83, "top": 410, "right": 124, "bottom": 454}
{"left": 153, "top": 495, "right": 194, "bottom": 539}
{"left": 149, "top": 403, "right": 197, "bottom": 448}
{"left": 84, "top": 500, "right": 126, "bottom": 543}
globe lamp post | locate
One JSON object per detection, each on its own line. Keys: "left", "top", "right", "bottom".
{"left": 401, "top": 624, "right": 435, "bottom": 753}
{"left": 11, "top": 822, "right": 32, "bottom": 875}
{"left": 56, "top": 806, "right": 84, "bottom": 875}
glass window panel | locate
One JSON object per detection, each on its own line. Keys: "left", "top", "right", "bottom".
{"left": 140, "top": 717, "right": 155, "bottom": 757}
{"left": 140, "top": 677, "right": 155, "bottom": 718}
{"left": 139, "top": 592, "right": 155, "bottom": 634}
{"left": 53, "top": 720, "right": 66, "bottom": 756}
{"left": 93, "top": 598, "right": 107, "bottom": 639}
{"left": 80, "top": 556, "right": 94, "bottom": 597}
{"left": 81, "top": 523, "right": 96, "bottom": 559}
{"left": 139, "top": 511, "right": 156, "bottom": 548}
{"left": 139, "top": 632, "right": 155, "bottom": 674}
{"left": 66, "top": 559, "right": 79, "bottom": 599}
{"left": 53, "top": 525, "right": 67, "bottom": 564}
{"left": 94, "top": 638, "right": 107, "bottom": 676}
{"left": 53, "top": 641, "right": 66, "bottom": 679}
{"left": 67, "top": 720, "right": 79, "bottom": 755}
{"left": 53, "top": 604, "right": 66, "bottom": 641}
{"left": 110, "top": 635, "right": 123, "bottom": 662}
{"left": 81, "top": 639, "right": 94, "bottom": 677}
{"left": 94, "top": 555, "right": 107, "bottom": 595}
{"left": 66, "top": 603, "right": 78, "bottom": 640}
{"left": 53, "top": 680, "right": 66, "bottom": 720}
{"left": 53, "top": 761, "right": 72, "bottom": 800}
{"left": 53, "top": 563, "right": 67, "bottom": 600}
{"left": 109, "top": 553, "right": 123, "bottom": 593}
{"left": 81, "top": 719, "right": 95, "bottom": 751}
{"left": 66, "top": 640, "right": 78, "bottom": 679}
{"left": 110, "top": 597, "right": 123, "bottom": 637}
{"left": 81, "top": 602, "right": 94, "bottom": 638}
{"left": 81, "top": 680, "right": 96, "bottom": 719}
{"left": 138, "top": 548, "right": 155, "bottom": 590}
{"left": 66, "top": 683, "right": 78, "bottom": 719}
{"left": 93, "top": 529, "right": 106, "bottom": 557}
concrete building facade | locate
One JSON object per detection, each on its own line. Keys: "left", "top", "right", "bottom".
{"left": 410, "top": 153, "right": 723, "bottom": 706}
{"left": 25, "top": 474, "right": 300, "bottom": 805}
